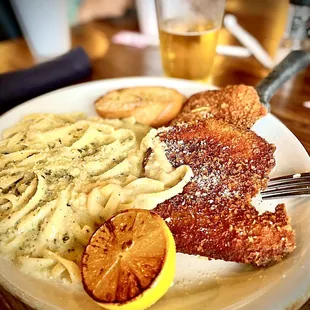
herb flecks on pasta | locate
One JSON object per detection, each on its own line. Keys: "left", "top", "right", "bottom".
{"left": 0, "top": 114, "right": 192, "bottom": 284}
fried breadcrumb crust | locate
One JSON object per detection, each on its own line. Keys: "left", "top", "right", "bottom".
{"left": 172, "top": 85, "right": 267, "bottom": 129}
{"left": 153, "top": 119, "right": 295, "bottom": 267}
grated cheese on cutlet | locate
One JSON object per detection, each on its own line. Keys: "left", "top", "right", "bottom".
{"left": 151, "top": 119, "right": 295, "bottom": 267}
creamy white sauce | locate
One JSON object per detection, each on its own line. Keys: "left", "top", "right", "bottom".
{"left": 0, "top": 114, "right": 192, "bottom": 284}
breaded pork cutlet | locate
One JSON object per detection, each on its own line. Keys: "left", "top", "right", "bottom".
{"left": 172, "top": 85, "right": 267, "bottom": 129}
{"left": 149, "top": 120, "right": 295, "bottom": 267}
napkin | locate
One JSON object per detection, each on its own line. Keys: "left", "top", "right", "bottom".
{"left": 0, "top": 47, "right": 91, "bottom": 113}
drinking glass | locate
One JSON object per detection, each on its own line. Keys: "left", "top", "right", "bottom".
{"left": 10, "top": 0, "right": 71, "bottom": 63}
{"left": 136, "top": 0, "right": 158, "bottom": 37}
{"left": 155, "top": 0, "right": 225, "bottom": 81}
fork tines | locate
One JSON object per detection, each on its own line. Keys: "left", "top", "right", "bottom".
{"left": 261, "top": 172, "right": 310, "bottom": 200}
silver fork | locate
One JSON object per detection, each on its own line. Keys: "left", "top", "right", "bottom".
{"left": 261, "top": 172, "right": 310, "bottom": 200}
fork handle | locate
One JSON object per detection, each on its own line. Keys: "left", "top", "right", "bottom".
{"left": 256, "top": 50, "right": 310, "bottom": 110}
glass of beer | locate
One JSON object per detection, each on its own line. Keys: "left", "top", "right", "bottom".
{"left": 155, "top": 0, "right": 225, "bottom": 81}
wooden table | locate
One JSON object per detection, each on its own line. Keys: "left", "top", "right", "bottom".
{"left": 0, "top": 4, "right": 310, "bottom": 310}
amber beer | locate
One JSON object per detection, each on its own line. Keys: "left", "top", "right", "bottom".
{"left": 159, "top": 19, "right": 220, "bottom": 81}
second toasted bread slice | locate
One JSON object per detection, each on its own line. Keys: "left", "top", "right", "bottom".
{"left": 95, "top": 86, "right": 185, "bottom": 127}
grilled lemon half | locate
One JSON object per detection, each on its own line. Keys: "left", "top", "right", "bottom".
{"left": 82, "top": 209, "right": 176, "bottom": 310}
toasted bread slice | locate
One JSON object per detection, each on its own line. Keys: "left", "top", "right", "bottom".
{"left": 147, "top": 119, "right": 295, "bottom": 267}
{"left": 95, "top": 86, "right": 185, "bottom": 127}
{"left": 172, "top": 85, "right": 267, "bottom": 129}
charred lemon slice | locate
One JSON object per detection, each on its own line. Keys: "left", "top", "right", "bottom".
{"left": 81, "top": 209, "right": 176, "bottom": 310}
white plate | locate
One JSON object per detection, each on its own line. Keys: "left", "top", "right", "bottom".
{"left": 0, "top": 77, "right": 309, "bottom": 310}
